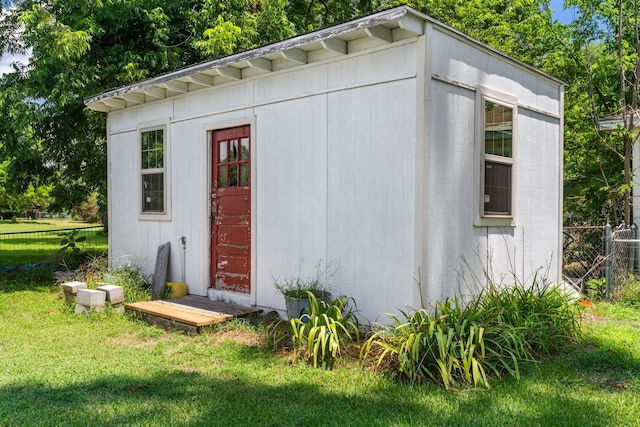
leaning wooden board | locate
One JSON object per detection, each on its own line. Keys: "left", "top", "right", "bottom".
{"left": 151, "top": 242, "right": 170, "bottom": 298}
{"left": 125, "top": 301, "right": 232, "bottom": 327}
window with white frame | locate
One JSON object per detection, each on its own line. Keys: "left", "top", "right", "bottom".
{"left": 477, "top": 88, "right": 517, "bottom": 225}
{"left": 140, "top": 125, "right": 168, "bottom": 216}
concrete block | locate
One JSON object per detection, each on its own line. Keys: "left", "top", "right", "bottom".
{"left": 76, "top": 289, "right": 106, "bottom": 307}
{"left": 97, "top": 285, "right": 125, "bottom": 305}
{"left": 75, "top": 303, "right": 104, "bottom": 314}
{"left": 62, "top": 281, "right": 87, "bottom": 304}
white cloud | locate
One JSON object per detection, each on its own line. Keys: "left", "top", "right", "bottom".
{"left": 0, "top": 51, "right": 29, "bottom": 76}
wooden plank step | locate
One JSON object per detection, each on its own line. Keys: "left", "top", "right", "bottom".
{"left": 125, "top": 301, "right": 232, "bottom": 327}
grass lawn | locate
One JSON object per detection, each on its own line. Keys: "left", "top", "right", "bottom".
{"left": 0, "top": 269, "right": 639, "bottom": 426}
{"left": 0, "top": 218, "right": 101, "bottom": 233}
{"left": 0, "top": 220, "right": 107, "bottom": 267}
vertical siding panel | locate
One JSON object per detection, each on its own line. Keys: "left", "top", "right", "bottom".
{"left": 254, "top": 95, "right": 328, "bottom": 311}
{"left": 327, "top": 79, "right": 416, "bottom": 321}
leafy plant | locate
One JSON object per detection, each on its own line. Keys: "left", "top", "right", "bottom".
{"left": 476, "top": 278, "right": 582, "bottom": 357}
{"left": 274, "top": 276, "right": 328, "bottom": 300}
{"left": 58, "top": 229, "right": 87, "bottom": 256}
{"left": 275, "top": 292, "right": 361, "bottom": 369}
{"left": 586, "top": 278, "right": 606, "bottom": 301}
{"left": 362, "top": 299, "right": 525, "bottom": 389}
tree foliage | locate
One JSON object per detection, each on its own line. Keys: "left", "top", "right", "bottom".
{"left": 0, "top": 0, "right": 637, "bottom": 226}
{"left": 0, "top": 0, "right": 296, "bottom": 213}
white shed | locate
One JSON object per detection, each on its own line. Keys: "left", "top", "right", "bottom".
{"left": 86, "top": 6, "right": 564, "bottom": 322}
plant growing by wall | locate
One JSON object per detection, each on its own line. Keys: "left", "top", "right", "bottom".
{"left": 271, "top": 292, "right": 362, "bottom": 369}
{"left": 361, "top": 278, "right": 582, "bottom": 389}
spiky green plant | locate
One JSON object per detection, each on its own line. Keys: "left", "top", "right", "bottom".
{"left": 287, "top": 292, "right": 361, "bottom": 369}
{"left": 362, "top": 278, "right": 581, "bottom": 389}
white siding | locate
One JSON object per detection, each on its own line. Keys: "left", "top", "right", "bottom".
{"left": 430, "top": 28, "right": 560, "bottom": 117}
{"left": 106, "top": 26, "right": 562, "bottom": 321}
{"left": 108, "top": 42, "right": 420, "bottom": 321}
{"left": 326, "top": 79, "right": 418, "bottom": 322}
{"left": 422, "top": 44, "right": 562, "bottom": 304}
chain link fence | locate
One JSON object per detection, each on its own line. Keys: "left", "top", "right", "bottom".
{"left": 563, "top": 226, "right": 606, "bottom": 293}
{"left": 563, "top": 223, "right": 640, "bottom": 299}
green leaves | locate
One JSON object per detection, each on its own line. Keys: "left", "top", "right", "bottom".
{"left": 194, "top": 16, "right": 243, "bottom": 57}
{"left": 281, "top": 292, "right": 361, "bottom": 369}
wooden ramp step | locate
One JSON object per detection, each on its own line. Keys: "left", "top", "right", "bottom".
{"left": 125, "top": 296, "right": 261, "bottom": 334}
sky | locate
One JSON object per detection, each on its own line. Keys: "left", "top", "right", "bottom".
{"left": 0, "top": 1, "right": 577, "bottom": 77}
{"left": 549, "top": 0, "right": 577, "bottom": 24}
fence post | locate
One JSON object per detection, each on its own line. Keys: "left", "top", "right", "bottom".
{"left": 605, "top": 223, "right": 613, "bottom": 300}
{"left": 633, "top": 224, "right": 639, "bottom": 274}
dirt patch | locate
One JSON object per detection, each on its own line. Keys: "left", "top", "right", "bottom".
{"left": 581, "top": 313, "right": 606, "bottom": 323}
{"left": 108, "top": 331, "right": 171, "bottom": 348}
{"left": 212, "top": 329, "right": 264, "bottom": 347}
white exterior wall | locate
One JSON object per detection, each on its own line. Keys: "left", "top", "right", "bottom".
{"left": 422, "top": 27, "right": 562, "bottom": 303}
{"left": 108, "top": 42, "right": 420, "bottom": 322}
{"left": 106, "top": 24, "right": 562, "bottom": 321}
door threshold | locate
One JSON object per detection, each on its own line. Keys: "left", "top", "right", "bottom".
{"left": 208, "top": 288, "right": 252, "bottom": 307}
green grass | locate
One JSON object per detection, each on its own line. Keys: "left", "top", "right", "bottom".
{"left": 0, "top": 269, "right": 639, "bottom": 426}
{"left": 0, "top": 221, "right": 107, "bottom": 267}
{"left": 0, "top": 218, "right": 101, "bottom": 233}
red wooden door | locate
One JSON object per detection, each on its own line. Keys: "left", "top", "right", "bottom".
{"left": 211, "top": 125, "right": 251, "bottom": 293}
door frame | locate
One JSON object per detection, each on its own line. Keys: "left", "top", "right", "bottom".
{"left": 203, "top": 116, "right": 257, "bottom": 306}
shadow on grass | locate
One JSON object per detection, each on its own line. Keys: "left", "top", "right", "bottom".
{"left": 0, "top": 364, "right": 622, "bottom": 427}
{"left": 0, "top": 267, "right": 59, "bottom": 294}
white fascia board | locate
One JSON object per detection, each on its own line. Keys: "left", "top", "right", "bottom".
{"left": 84, "top": 6, "right": 421, "bottom": 109}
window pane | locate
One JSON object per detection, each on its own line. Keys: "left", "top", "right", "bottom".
{"left": 484, "top": 162, "right": 511, "bottom": 215}
{"left": 485, "top": 102, "right": 512, "bottom": 157}
{"left": 141, "top": 129, "right": 164, "bottom": 169}
{"left": 141, "top": 132, "right": 149, "bottom": 151}
{"left": 240, "top": 137, "right": 250, "bottom": 160}
{"left": 142, "top": 151, "right": 149, "bottom": 169}
{"left": 229, "top": 164, "right": 238, "bottom": 187}
{"left": 240, "top": 163, "right": 249, "bottom": 186}
{"left": 230, "top": 139, "right": 238, "bottom": 161}
{"left": 219, "top": 141, "right": 228, "bottom": 163}
{"left": 218, "top": 166, "right": 228, "bottom": 188}
{"left": 142, "top": 173, "right": 164, "bottom": 212}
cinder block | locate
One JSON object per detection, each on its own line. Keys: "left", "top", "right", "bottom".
{"left": 62, "top": 281, "right": 87, "bottom": 294}
{"left": 97, "top": 285, "right": 125, "bottom": 305}
{"left": 75, "top": 303, "right": 105, "bottom": 314}
{"left": 76, "top": 289, "right": 106, "bottom": 307}
{"left": 62, "top": 281, "right": 87, "bottom": 303}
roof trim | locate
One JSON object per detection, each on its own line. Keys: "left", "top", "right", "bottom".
{"left": 85, "top": 6, "right": 563, "bottom": 112}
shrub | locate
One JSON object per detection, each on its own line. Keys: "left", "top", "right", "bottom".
{"left": 362, "top": 279, "right": 581, "bottom": 389}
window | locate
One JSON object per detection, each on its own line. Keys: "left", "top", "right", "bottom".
{"left": 139, "top": 124, "right": 170, "bottom": 219}
{"left": 476, "top": 88, "right": 516, "bottom": 226}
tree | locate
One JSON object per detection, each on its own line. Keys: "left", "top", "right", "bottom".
{"left": 0, "top": 0, "right": 296, "bottom": 213}
{"left": 554, "top": 0, "right": 640, "bottom": 225}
